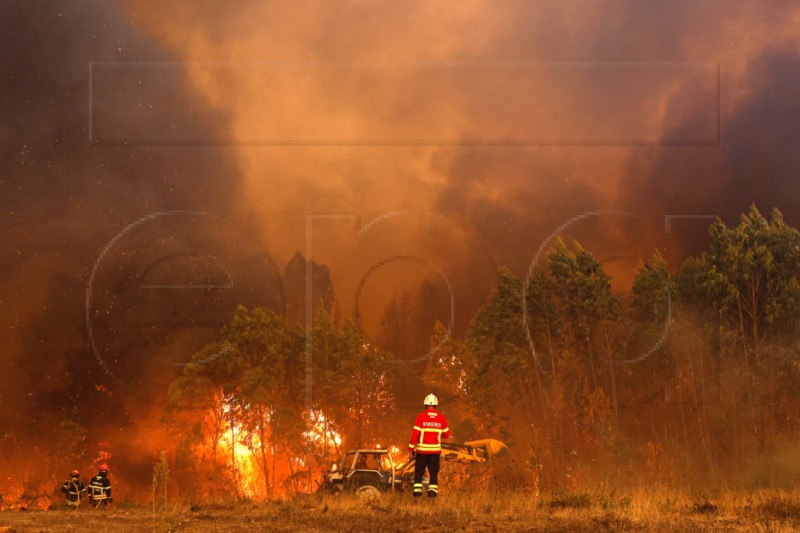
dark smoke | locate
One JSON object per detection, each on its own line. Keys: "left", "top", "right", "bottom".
{"left": 619, "top": 44, "right": 800, "bottom": 259}
{"left": 430, "top": 2, "right": 800, "bottom": 276}
{"left": 0, "top": 0, "right": 265, "bottom": 490}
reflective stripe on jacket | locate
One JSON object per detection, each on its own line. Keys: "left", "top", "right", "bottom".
{"left": 89, "top": 475, "right": 111, "bottom": 500}
{"left": 409, "top": 409, "right": 450, "bottom": 454}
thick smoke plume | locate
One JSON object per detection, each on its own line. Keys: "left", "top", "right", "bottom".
{"left": 0, "top": 0, "right": 267, "bottom": 495}
{"left": 2, "top": 0, "right": 800, "bottom": 498}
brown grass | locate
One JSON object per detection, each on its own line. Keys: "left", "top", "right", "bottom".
{"left": 1, "top": 487, "right": 799, "bottom": 532}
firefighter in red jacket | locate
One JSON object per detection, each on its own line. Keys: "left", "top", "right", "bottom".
{"left": 408, "top": 393, "right": 450, "bottom": 498}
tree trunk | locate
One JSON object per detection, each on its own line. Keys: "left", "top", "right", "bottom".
{"left": 736, "top": 296, "right": 750, "bottom": 366}
{"left": 271, "top": 443, "right": 276, "bottom": 498}
{"left": 604, "top": 331, "right": 619, "bottom": 432}
{"left": 259, "top": 414, "right": 270, "bottom": 499}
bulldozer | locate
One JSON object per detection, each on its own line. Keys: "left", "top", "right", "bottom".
{"left": 318, "top": 439, "right": 507, "bottom": 497}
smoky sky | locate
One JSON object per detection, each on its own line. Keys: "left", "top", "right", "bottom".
{"left": 0, "top": 0, "right": 279, "bottom": 472}
{"left": 620, "top": 44, "right": 800, "bottom": 253}
{"left": 122, "top": 0, "right": 800, "bottom": 276}
{"left": 3, "top": 0, "right": 800, "bottom": 485}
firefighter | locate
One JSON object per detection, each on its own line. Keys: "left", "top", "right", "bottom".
{"left": 408, "top": 393, "right": 450, "bottom": 498}
{"left": 355, "top": 453, "right": 368, "bottom": 470}
{"left": 88, "top": 464, "right": 112, "bottom": 507}
{"left": 60, "top": 469, "right": 86, "bottom": 508}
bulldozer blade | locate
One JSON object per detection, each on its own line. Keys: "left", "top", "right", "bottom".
{"left": 464, "top": 439, "right": 508, "bottom": 457}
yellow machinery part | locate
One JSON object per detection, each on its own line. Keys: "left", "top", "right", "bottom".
{"left": 464, "top": 439, "right": 509, "bottom": 458}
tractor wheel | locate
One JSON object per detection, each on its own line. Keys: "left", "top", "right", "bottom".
{"left": 355, "top": 485, "right": 380, "bottom": 500}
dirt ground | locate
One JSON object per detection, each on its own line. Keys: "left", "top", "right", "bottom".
{"left": 1, "top": 489, "right": 798, "bottom": 532}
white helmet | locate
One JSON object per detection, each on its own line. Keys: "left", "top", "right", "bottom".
{"left": 424, "top": 393, "right": 438, "bottom": 407}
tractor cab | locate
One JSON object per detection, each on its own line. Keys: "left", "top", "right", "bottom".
{"left": 320, "top": 448, "right": 398, "bottom": 497}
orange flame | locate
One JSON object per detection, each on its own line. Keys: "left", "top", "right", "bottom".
{"left": 219, "top": 420, "right": 262, "bottom": 498}
{"left": 217, "top": 403, "right": 343, "bottom": 498}
{"left": 304, "top": 410, "right": 342, "bottom": 447}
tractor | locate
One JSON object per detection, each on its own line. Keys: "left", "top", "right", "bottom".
{"left": 319, "top": 439, "right": 507, "bottom": 498}
{"left": 318, "top": 447, "right": 399, "bottom": 498}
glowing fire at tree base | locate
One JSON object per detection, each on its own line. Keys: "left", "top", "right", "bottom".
{"left": 216, "top": 408, "right": 343, "bottom": 499}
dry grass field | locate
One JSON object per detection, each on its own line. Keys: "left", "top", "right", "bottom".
{"left": 1, "top": 487, "right": 799, "bottom": 532}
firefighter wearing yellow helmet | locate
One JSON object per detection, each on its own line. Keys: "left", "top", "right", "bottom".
{"left": 60, "top": 469, "right": 86, "bottom": 508}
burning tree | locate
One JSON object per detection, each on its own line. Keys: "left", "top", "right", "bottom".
{"left": 308, "top": 314, "right": 402, "bottom": 452}
{"left": 165, "top": 307, "right": 297, "bottom": 499}
{"left": 165, "top": 306, "right": 399, "bottom": 500}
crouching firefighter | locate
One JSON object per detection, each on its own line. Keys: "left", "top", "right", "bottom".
{"left": 408, "top": 393, "right": 450, "bottom": 498}
{"left": 88, "top": 464, "right": 112, "bottom": 507}
{"left": 60, "top": 470, "right": 86, "bottom": 508}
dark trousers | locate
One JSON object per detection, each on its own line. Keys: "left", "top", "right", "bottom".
{"left": 413, "top": 453, "right": 441, "bottom": 486}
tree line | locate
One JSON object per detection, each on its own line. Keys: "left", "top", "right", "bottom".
{"left": 164, "top": 205, "right": 800, "bottom": 498}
